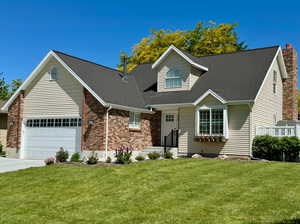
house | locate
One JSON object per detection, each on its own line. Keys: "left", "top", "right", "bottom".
{"left": 0, "top": 100, "right": 8, "bottom": 148}
{"left": 2, "top": 44, "right": 298, "bottom": 160}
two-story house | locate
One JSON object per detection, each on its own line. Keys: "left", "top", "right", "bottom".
{"left": 2, "top": 44, "right": 298, "bottom": 160}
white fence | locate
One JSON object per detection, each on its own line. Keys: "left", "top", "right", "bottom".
{"left": 256, "top": 126, "right": 300, "bottom": 138}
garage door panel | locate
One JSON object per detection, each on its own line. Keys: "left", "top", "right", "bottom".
{"left": 23, "top": 118, "right": 81, "bottom": 160}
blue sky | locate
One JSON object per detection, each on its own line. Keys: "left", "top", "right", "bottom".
{"left": 0, "top": 0, "right": 299, "bottom": 84}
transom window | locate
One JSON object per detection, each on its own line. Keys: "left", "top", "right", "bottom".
{"left": 196, "top": 107, "right": 227, "bottom": 137}
{"left": 165, "top": 114, "right": 175, "bottom": 122}
{"left": 165, "top": 68, "right": 183, "bottom": 88}
{"left": 26, "top": 118, "right": 81, "bottom": 128}
{"left": 129, "top": 112, "right": 141, "bottom": 129}
{"left": 49, "top": 66, "right": 58, "bottom": 81}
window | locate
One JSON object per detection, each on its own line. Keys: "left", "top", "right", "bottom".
{"left": 196, "top": 107, "right": 227, "bottom": 137}
{"left": 165, "top": 114, "right": 174, "bottom": 122}
{"left": 129, "top": 112, "right": 140, "bottom": 129}
{"left": 49, "top": 67, "right": 58, "bottom": 81}
{"left": 165, "top": 68, "right": 182, "bottom": 88}
{"left": 25, "top": 118, "right": 82, "bottom": 128}
{"left": 273, "top": 71, "right": 277, "bottom": 94}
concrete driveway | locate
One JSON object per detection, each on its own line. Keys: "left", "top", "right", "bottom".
{"left": 0, "top": 157, "right": 44, "bottom": 173}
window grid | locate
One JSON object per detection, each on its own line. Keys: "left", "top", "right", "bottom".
{"left": 199, "top": 110, "right": 210, "bottom": 135}
{"left": 273, "top": 71, "right": 277, "bottom": 94}
{"left": 211, "top": 109, "right": 224, "bottom": 135}
{"left": 26, "top": 118, "right": 81, "bottom": 128}
{"left": 199, "top": 109, "right": 224, "bottom": 136}
{"left": 165, "top": 69, "right": 183, "bottom": 88}
{"left": 165, "top": 114, "right": 174, "bottom": 122}
{"left": 129, "top": 112, "right": 141, "bottom": 129}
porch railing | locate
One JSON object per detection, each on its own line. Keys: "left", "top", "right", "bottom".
{"left": 164, "top": 129, "right": 179, "bottom": 153}
{"left": 256, "top": 126, "right": 298, "bottom": 137}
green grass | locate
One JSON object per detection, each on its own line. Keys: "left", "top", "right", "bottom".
{"left": 1, "top": 159, "right": 300, "bottom": 224}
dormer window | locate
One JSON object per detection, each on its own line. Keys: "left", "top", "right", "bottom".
{"left": 49, "top": 66, "right": 58, "bottom": 81}
{"left": 165, "top": 68, "right": 183, "bottom": 88}
{"left": 273, "top": 70, "right": 277, "bottom": 94}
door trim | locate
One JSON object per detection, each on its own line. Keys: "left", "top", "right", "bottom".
{"left": 161, "top": 110, "right": 178, "bottom": 145}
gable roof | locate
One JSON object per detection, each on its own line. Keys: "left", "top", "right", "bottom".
{"left": 2, "top": 45, "right": 286, "bottom": 112}
{"left": 151, "top": 45, "right": 208, "bottom": 71}
{"left": 131, "top": 45, "right": 282, "bottom": 106}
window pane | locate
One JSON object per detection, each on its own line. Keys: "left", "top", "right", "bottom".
{"left": 129, "top": 112, "right": 140, "bottom": 129}
{"left": 199, "top": 110, "right": 210, "bottom": 135}
{"left": 40, "top": 119, "right": 47, "bottom": 127}
{"left": 62, "top": 119, "right": 70, "bottom": 127}
{"left": 211, "top": 109, "right": 223, "bottom": 135}
{"left": 166, "top": 78, "right": 182, "bottom": 88}
{"left": 48, "top": 119, "right": 54, "bottom": 127}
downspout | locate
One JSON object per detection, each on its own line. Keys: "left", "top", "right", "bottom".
{"left": 105, "top": 106, "right": 112, "bottom": 160}
{"left": 248, "top": 103, "right": 253, "bottom": 158}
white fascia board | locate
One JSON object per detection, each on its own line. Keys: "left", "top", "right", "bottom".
{"left": 108, "top": 103, "right": 154, "bottom": 114}
{"left": 151, "top": 45, "right": 208, "bottom": 71}
{"left": 254, "top": 47, "right": 287, "bottom": 102}
{"left": 193, "top": 89, "right": 227, "bottom": 106}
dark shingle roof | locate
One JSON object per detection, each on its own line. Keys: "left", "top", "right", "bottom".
{"left": 53, "top": 50, "right": 146, "bottom": 109}
{"left": 53, "top": 46, "right": 279, "bottom": 109}
{"left": 131, "top": 46, "right": 279, "bottom": 105}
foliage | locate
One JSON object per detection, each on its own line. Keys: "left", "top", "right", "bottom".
{"left": 252, "top": 135, "right": 300, "bottom": 162}
{"left": 135, "top": 155, "right": 145, "bottom": 161}
{"left": 106, "top": 156, "right": 112, "bottom": 163}
{"left": 164, "top": 151, "right": 173, "bottom": 159}
{"left": 44, "top": 157, "right": 55, "bottom": 165}
{"left": 86, "top": 153, "right": 98, "bottom": 165}
{"left": 0, "top": 72, "right": 23, "bottom": 100}
{"left": 0, "top": 151, "right": 5, "bottom": 156}
{"left": 115, "top": 148, "right": 132, "bottom": 164}
{"left": 118, "top": 21, "right": 246, "bottom": 71}
{"left": 0, "top": 144, "right": 3, "bottom": 153}
{"left": 298, "top": 90, "right": 300, "bottom": 112}
{"left": 148, "top": 152, "right": 160, "bottom": 160}
{"left": 55, "top": 147, "right": 69, "bottom": 163}
{"left": 70, "top": 153, "right": 81, "bottom": 162}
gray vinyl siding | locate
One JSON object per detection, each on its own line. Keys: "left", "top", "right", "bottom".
{"left": 178, "top": 98, "right": 251, "bottom": 156}
{"left": 157, "top": 51, "right": 200, "bottom": 92}
{"left": 251, "top": 59, "right": 283, "bottom": 142}
{"left": 23, "top": 57, "right": 83, "bottom": 118}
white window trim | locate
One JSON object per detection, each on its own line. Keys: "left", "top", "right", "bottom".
{"left": 49, "top": 66, "right": 58, "bottom": 81}
{"left": 195, "top": 105, "right": 229, "bottom": 139}
{"left": 129, "top": 112, "right": 141, "bottom": 129}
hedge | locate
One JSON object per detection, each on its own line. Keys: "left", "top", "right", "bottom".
{"left": 252, "top": 135, "right": 300, "bottom": 162}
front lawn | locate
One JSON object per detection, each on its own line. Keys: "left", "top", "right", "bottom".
{"left": 0, "top": 159, "right": 300, "bottom": 224}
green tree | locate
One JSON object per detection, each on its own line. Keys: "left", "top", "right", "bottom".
{"left": 119, "top": 21, "right": 246, "bottom": 72}
{"left": 0, "top": 72, "right": 10, "bottom": 100}
{"left": 10, "top": 78, "right": 22, "bottom": 96}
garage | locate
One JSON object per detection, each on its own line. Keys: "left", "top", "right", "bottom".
{"left": 22, "top": 117, "right": 81, "bottom": 160}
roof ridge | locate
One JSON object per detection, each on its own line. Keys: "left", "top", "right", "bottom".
{"left": 52, "top": 50, "right": 121, "bottom": 73}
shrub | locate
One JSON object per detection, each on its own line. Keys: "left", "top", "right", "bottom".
{"left": 0, "top": 144, "right": 3, "bottom": 153}
{"left": 148, "top": 152, "right": 160, "bottom": 160}
{"left": 55, "top": 147, "right": 69, "bottom": 163}
{"left": 44, "top": 157, "right": 55, "bottom": 165}
{"left": 106, "top": 156, "right": 112, "bottom": 163}
{"left": 87, "top": 153, "right": 98, "bottom": 165}
{"left": 164, "top": 151, "right": 173, "bottom": 159}
{"left": 252, "top": 135, "right": 300, "bottom": 162}
{"left": 115, "top": 148, "right": 132, "bottom": 164}
{"left": 70, "top": 153, "right": 81, "bottom": 162}
{"left": 135, "top": 155, "right": 145, "bottom": 161}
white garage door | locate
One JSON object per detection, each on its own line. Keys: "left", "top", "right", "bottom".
{"left": 22, "top": 118, "right": 82, "bottom": 160}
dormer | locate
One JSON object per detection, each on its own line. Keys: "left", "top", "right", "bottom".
{"left": 152, "top": 45, "right": 208, "bottom": 92}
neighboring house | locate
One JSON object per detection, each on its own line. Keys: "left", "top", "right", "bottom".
{"left": 0, "top": 100, "right": 8, "bottom": 148}
{"left": 2, "top": 44, "right": 298, "bottom": 160}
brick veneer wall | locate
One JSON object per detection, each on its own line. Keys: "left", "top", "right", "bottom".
{"left": 282, "top": 44, "right": 298, "bottom": 120}
{"left": 7, "top": 91, "right": 24, "bottom": 149}
{"left": 81, "top": 89, "right": 161, "bottom": 151}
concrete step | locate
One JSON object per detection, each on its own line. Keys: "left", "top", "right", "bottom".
{"left": 142, "top": 146, "right": 164, "bottom": 153}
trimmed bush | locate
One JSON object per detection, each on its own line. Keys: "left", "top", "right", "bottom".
{"left": 164, "top": 151, "right": 173, "bottom": 159}
{"left": 135, "top": 155, "right": 145, "bottom": 161}
{"left": 87, "top": 153, "right": 98, "bottom": 165}
{"left": 55, "top": 147, "right": 69, "bottom": 163}
{"left": 148, "top": 152, "right": 160, "bottom": 160}
{"left": 252, "top": 135, "right": 300, "bottom": 162}
{"left": 106, "top": 156, "right": 112, "bottom": 163}
{"left": 70, "top": 153, "right": 81, "bottom": 162}
{"left": 115, "top": 148, "right": 132, "bottom": 164}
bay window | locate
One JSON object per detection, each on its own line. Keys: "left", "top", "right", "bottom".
{"left": 129, "top": 112, "right": 141, "bottom": 129}
{"left": 196, "top": 106, "right": 228, "bottom": 138}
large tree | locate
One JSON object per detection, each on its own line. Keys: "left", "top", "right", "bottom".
{"left": 0, "top": 72, "right": 23, "bottom": 101}
{"left": 119, "top": 21, "right": 246, "bottom": 72}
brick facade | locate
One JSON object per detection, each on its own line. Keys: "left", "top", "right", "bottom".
{"left": 7, "top": 91, "right": 24, "bottom": 149}
{"left": 81, "top": 89, "right": 161, "bottom": 151}
{"left": 282, "top": 44, "right": 298, "bottom": 120}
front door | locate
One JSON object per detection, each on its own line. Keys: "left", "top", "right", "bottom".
{"left": 162, "top": 111, "right": 178, "bottom": 144}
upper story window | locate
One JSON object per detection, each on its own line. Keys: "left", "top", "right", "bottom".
{"left": 273, "top": 70, "right": 277, "bottom": 94}
{"left": 129, "top": 112, "right": 141, "bottom": 129}
{"left": 196, "top": 106, "right": 228, "bottom": 138}
{"left": 49, "top": 66, "right": 58, "bottom": 81}
{"left": 165, "top": 68, "right": 183, "bottom": 88}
